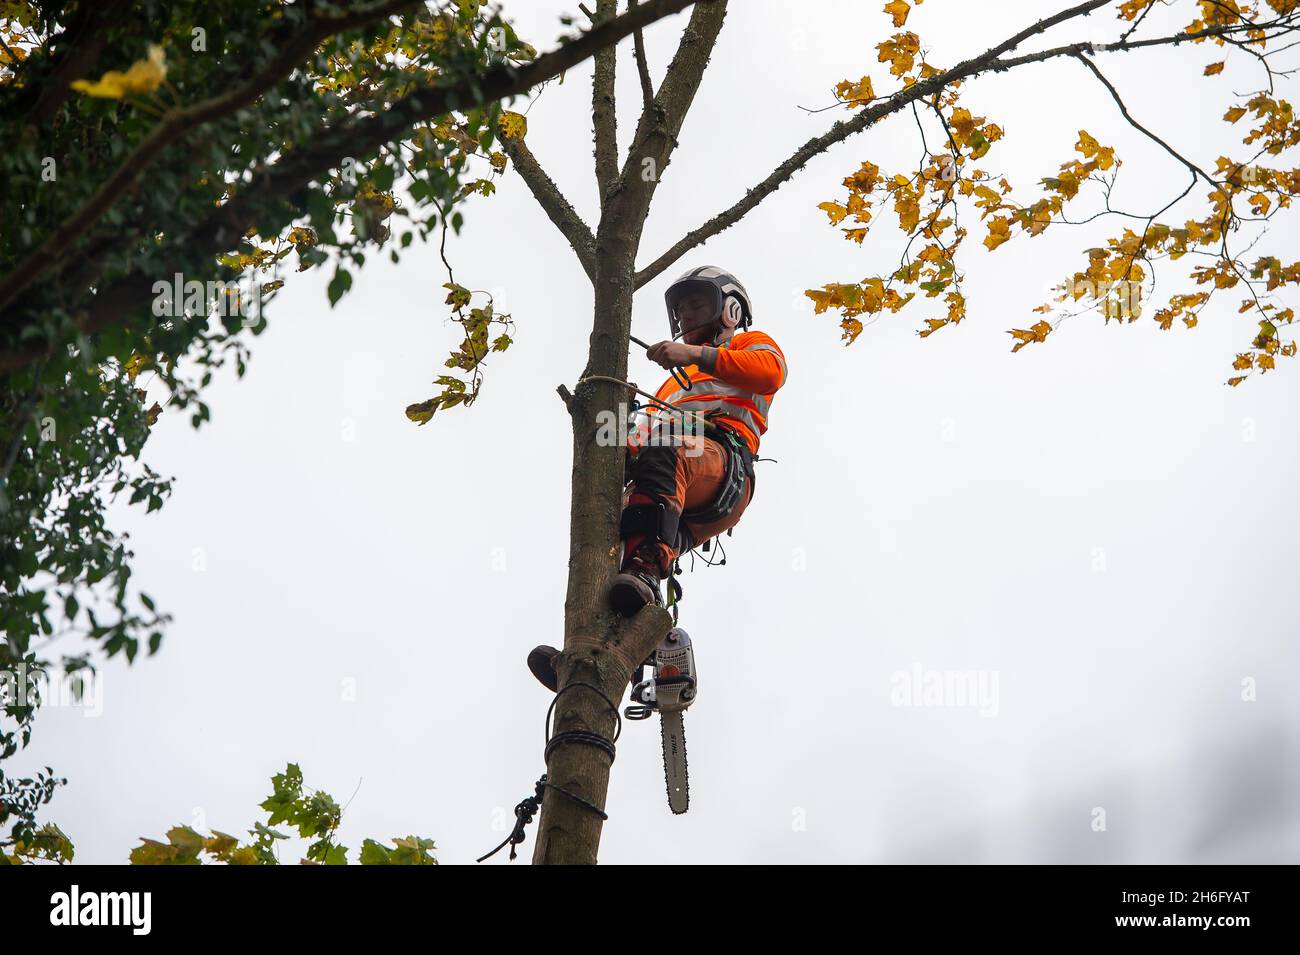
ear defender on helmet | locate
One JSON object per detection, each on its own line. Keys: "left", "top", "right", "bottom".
{"left": 721, "top": 296, "right": 744, "bottom": 330}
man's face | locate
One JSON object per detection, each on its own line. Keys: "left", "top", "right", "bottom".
{"left": 675, "top": 291, "right": 717, "bottom": 344}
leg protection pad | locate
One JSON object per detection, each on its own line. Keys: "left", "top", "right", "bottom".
{"left": 619, "top": 501, "right": 681, "bottom": 551}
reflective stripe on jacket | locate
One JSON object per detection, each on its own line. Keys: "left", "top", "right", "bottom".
{"left": 650, "top": 330, "right": 787, "bottom": 454}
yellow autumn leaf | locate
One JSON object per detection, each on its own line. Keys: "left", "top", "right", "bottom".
{"left": 834, "top": 75, "right": 875, "bottom": 106}
{"left": 805, "top": 288, "right": 835, "bottom": 313}
{"left": 287, "top": 226, "right": 318, "bottom": 248}
{"left": 71, "top": 44, "right": 167, "bottom": 99}
{"left": 876, "top": 33, "right": 920, "bottom": 77}
{"left": 843, "top": 160, "right": 881, "bottom": 193}
{"left": 498, "top": 111, "right": 527, "bottom": 140}
{"left": 1008, "top": 319, "right": 1053, "bottom": 352}
{"left": 945, "top": 290, "right": 966, "bottom": 324}
{"left": 1024, "top": 202, "right": 1052, "bottom": 236}
{"left": 1204, "top": 61, "right": 1225, "bottom": 75}
{"left": 884, "top": 0, "right": 910, "bottom": 27}
{"left": 818, "top": 201, "right": 849, "bottom": 225}
{"left": 984, "top": 216, "right": 1011, "bottom": 250}
{"left": 894, "top": 193, "right": 920, "bottom": 232}
{"left": 1074, "top": 129, "right": 1115, "bottom": 170}
{"left": 949, "top": 107, "right": 976, "bottom": 143}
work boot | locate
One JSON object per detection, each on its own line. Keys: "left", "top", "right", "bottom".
{"left": 608, "top": 553, "right": 664, "bottom": 618}
{"left": 527, "top": 645, "right": 560, "bottom": 692}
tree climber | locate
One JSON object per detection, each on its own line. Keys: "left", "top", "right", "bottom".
{"left": 527, "top": 266, "right": 788, "bottom": 692}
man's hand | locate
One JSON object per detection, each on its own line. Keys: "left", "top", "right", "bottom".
{"left": 644, "top": 340, "right": 700, "bottom": 370}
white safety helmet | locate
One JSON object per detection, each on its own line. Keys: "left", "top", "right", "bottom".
{"left": 664, "top": 265, "right": 753, "bottom": 340}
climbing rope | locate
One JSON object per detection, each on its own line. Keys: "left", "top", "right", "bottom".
{"left": 575, "top": 374, "right": 714, "bottom": 433}
{"left": 476, "top": 776, "right": 546, "bottom": 863}
{"left": 544, "top": 680, "right": 622, "bottom": 762}
{"left": 477, "top": 680, "right": 622, "bottom": 863}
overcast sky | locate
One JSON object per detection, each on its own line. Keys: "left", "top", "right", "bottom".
{"left": 17, "top": 0, "right": 1300, "bottom": 864}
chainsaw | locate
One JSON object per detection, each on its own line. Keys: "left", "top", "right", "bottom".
{"left": 624, "top": 627, "right": 696, "bottom": 814}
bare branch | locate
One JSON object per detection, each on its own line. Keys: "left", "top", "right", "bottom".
{"left": 593, "top": 0, "right": 620, "bottom": 206}
{"left": 630, "top": 0, "right": 656, "bottom": 113}
{"left": 610, "top": 0, "right": 729, "bottom": 222}
{"left": 499, "top": 134, "right": 598, "bottom": 282}
{"left": 1071, "top": 52, "right": 1217, "bottom": 187}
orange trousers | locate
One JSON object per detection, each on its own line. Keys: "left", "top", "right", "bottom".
{"left": 622, "top": 436, "right": 754, "bottom": 577}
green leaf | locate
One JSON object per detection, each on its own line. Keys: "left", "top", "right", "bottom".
{"left": 372, "top": 163, "right": 396, "bottom": 191}
{"left": 359, "top": 839, "right": 392, "bottom": 865}
{"left": 327, "top": 269, "right": 353, "bottom": 306}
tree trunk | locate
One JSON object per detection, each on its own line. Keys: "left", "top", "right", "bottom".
{"left": 531, "top": 214, "right": 675, "bottom": 864}
{"left": 528, "top": 0, "right": 730, "bottom": 865}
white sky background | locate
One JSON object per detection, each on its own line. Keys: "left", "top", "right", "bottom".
{"left": 18, "top": 0, "right": 1300, "bottom": 864}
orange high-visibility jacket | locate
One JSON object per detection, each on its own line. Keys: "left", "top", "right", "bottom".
{"left": 648, "top": 330, "right": 788, "bottom": 454}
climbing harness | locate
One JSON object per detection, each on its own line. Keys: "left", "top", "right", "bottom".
{"left": 477, "top": 681, "right": 620, "bottom": 863}
{"left": 682, "top": 422, "right": 756, "bottom": 529}
{"left": 624, "top": 627, "right": 698, "bottom": 814}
